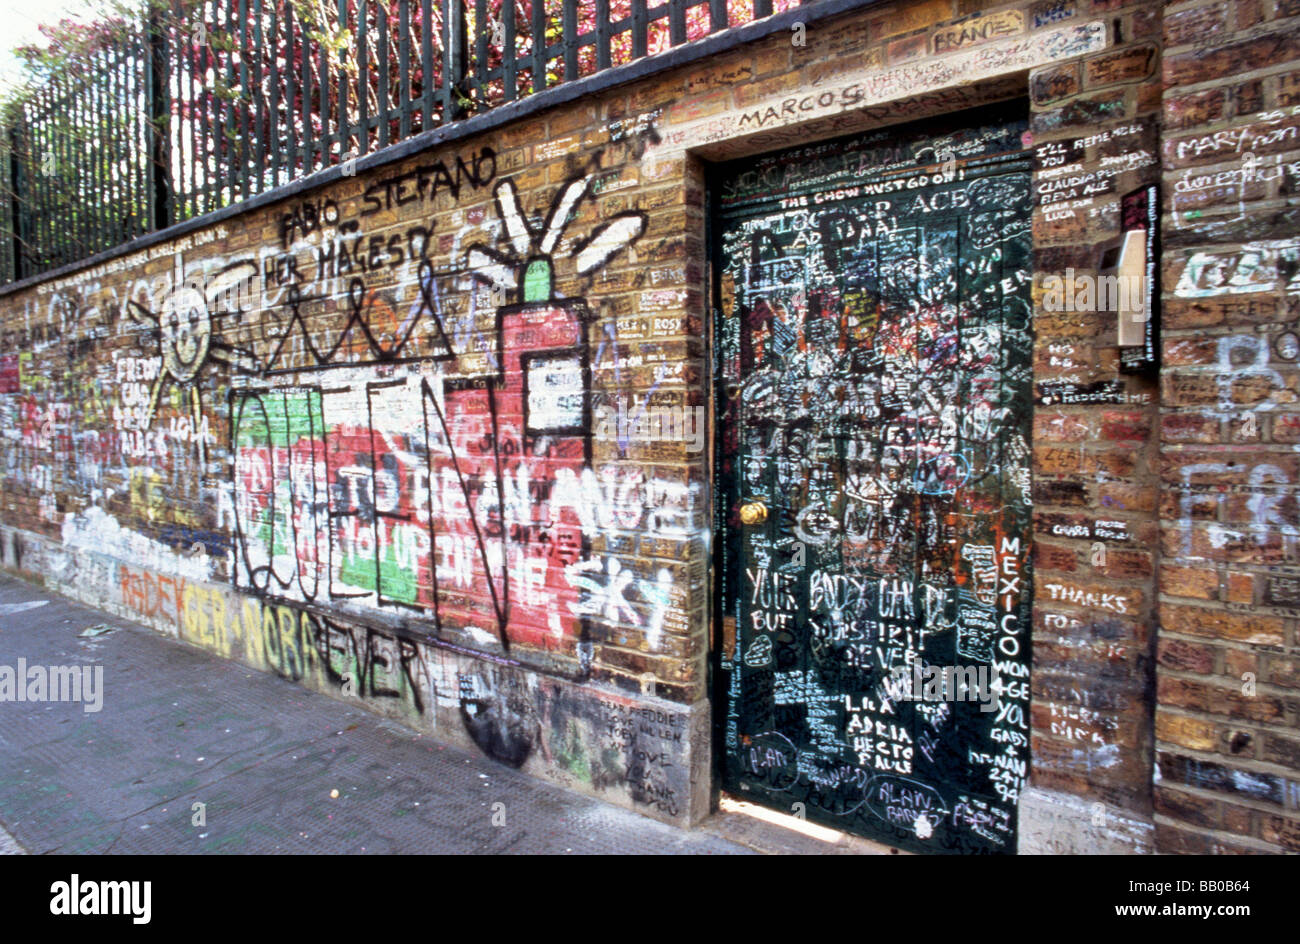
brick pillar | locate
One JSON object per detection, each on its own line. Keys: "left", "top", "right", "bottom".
{"left": 1023, "top": 1, "right": 1165, "bottom": 850}
{"left": 1156, "top": 0, "right": 1300, "bottom": 853}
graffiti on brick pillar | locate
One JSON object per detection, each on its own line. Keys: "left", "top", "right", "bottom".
{"left": 716, "top": 106, "right": 1034, "bottom": 853}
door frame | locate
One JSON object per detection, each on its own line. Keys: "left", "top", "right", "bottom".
{"left": 703, "top": 96, "right": 1037, "bottom": 851}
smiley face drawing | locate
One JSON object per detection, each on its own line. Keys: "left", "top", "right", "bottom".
{"left": 155, "top": 281, "right": 213, "bottom": 383}
{"left": 125, "top": 258, "right": 257, "bottom": 440}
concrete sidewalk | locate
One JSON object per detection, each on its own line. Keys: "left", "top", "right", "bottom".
{"left": 0, "top": 574, "right": 877, "bottom": 855}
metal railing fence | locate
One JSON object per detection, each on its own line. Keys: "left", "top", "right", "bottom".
{"left": 2, "top": 0, "right": 815, "bottom": 284}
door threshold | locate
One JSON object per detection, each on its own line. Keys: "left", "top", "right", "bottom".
{"left": 698, "top": 794, "right": 911, "bottom": 855}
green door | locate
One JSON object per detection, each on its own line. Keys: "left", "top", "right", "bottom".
{"left": 714, "top": 104, "right": 1034, "bottom": 854}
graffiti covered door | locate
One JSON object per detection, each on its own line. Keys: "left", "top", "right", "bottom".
{"left": 714, "top": 105, "right": 1034, "bottom": 854}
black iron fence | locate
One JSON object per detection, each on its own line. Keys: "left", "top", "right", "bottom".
{"left": 1, "top": 0, "right": 813, "bottom": 285}
{"left": 4, "top": 18, "right": 157, "bottom": 283}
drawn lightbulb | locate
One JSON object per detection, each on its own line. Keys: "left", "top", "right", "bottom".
{"left": 439, "top": 175, "right": 646, "bottom": 654}
{"left": 465, "top": 176, "right": 646, "bottom": 306}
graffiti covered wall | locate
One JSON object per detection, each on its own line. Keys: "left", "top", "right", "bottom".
{"left": 0, "top": 96, "right": 714, "bottom": 819}
{"left": 1, "top": 0, "right": 1293, "bottom": 851}
{"left": 0, "top": 0, "right": 1151, "bottom": 838}
{"left": 1154, "top": 0, "right": 1300, "bottom": 853}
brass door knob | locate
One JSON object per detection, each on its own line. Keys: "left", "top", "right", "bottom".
{"left": 739, "top": 501, "right": 768, "bottom": 525}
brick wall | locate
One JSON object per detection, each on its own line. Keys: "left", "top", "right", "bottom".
{"left": 1024, "top": 0, "right": 1165, "bottom": 850}
{"left": 1, "top": 0, "right": 1292, "bottom": 850}
{"left": 1157, "top": 0, "right": 1300, "bottom": 853}
{"left": 0, "top": 63, "right": 720, "bottom": 823}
